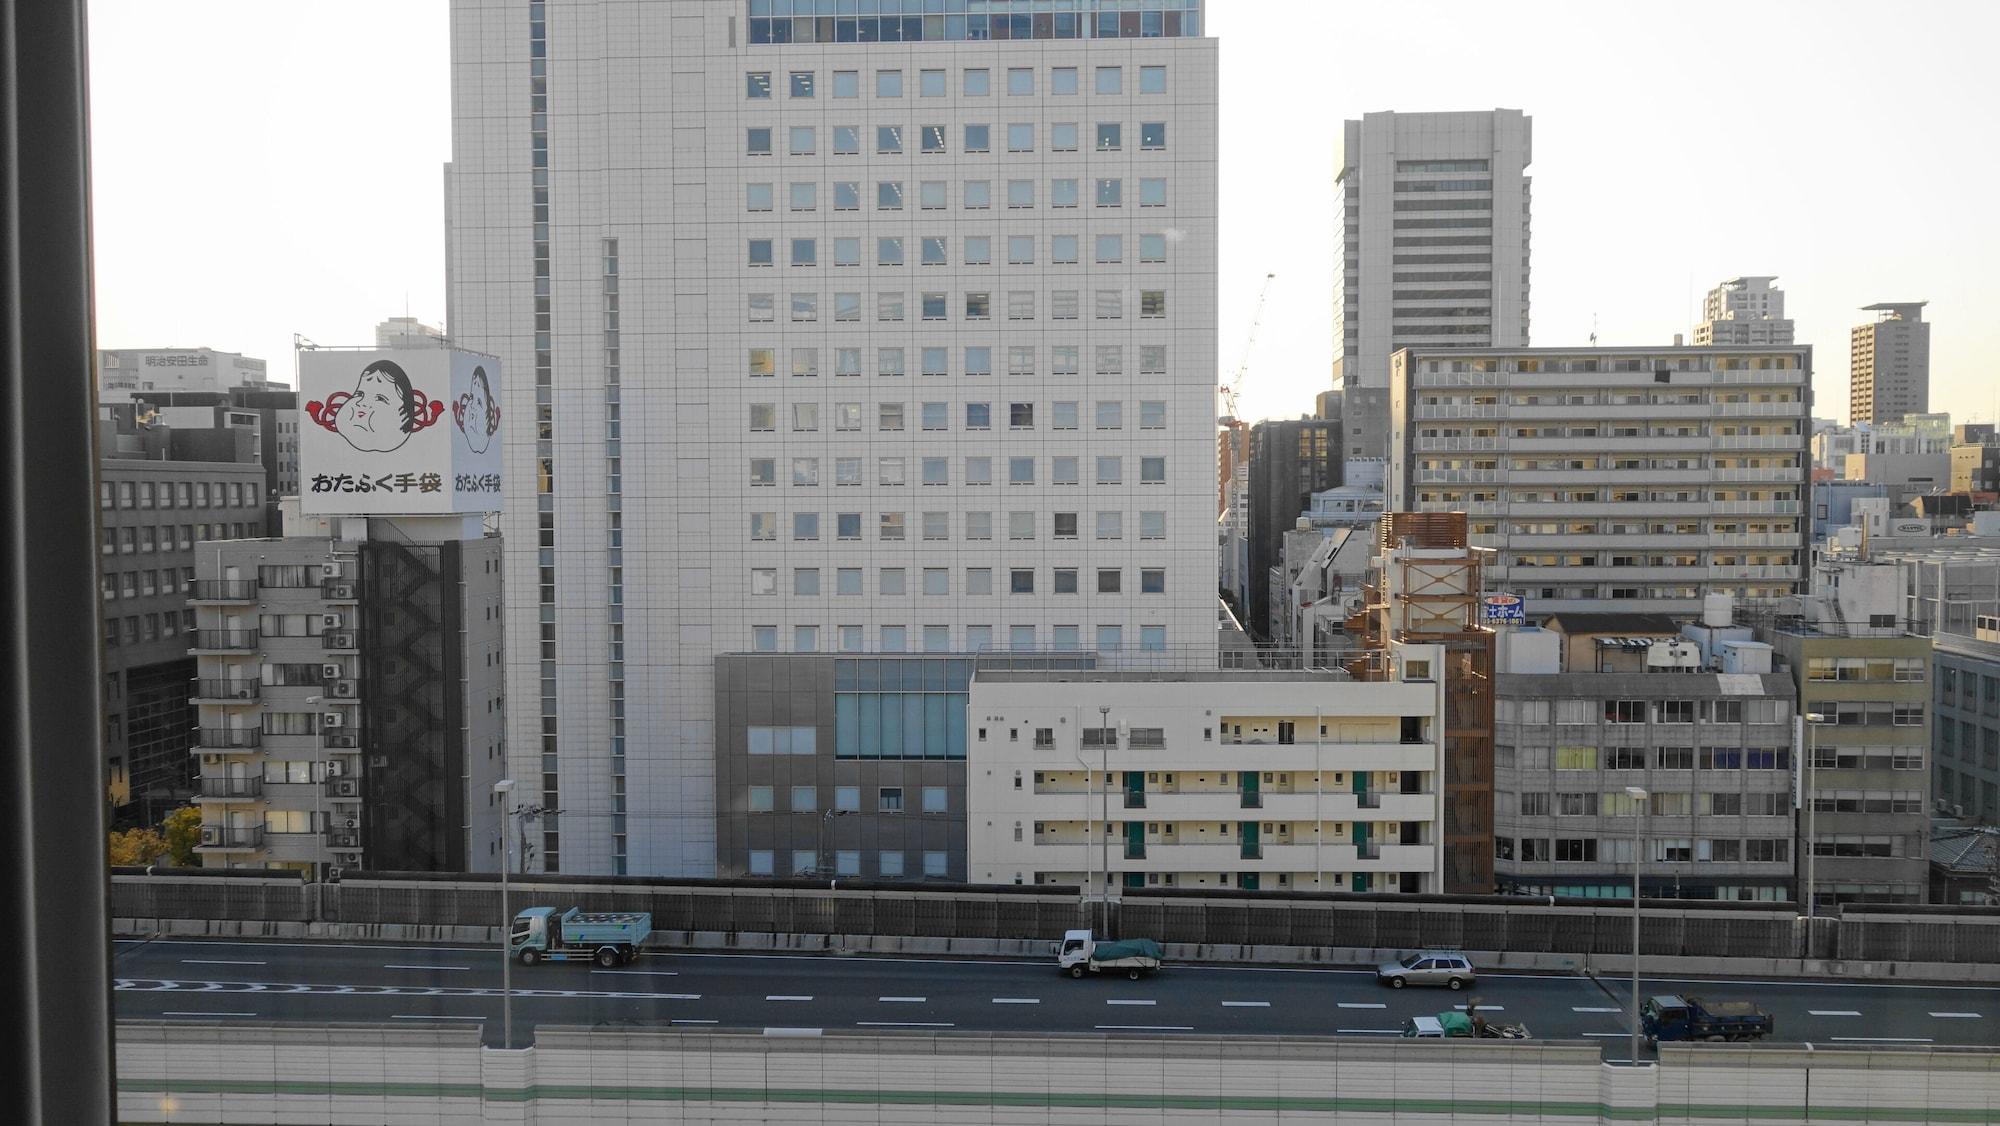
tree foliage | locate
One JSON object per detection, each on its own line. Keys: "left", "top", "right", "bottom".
{"left": 162, "top": 805, "right": 203, "bottom": 866}
{"left": 108, "top": 827, "right": 168, "bottom": 867}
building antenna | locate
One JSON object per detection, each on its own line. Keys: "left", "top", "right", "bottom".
{"left": 1589, "top": 312, "right": 1598, "bottom": 347}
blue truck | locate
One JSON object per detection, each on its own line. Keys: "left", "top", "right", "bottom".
{"left": 509, "top": 906, "right": 651, "bottom": 967}
{"left": 1642, "top": 994, "right": 1774, "bottom": 1043}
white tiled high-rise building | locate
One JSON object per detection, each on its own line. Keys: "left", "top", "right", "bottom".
{"left": 1694, "top": 276, "right": 1793, "bottom": 346}
{"left": 448, "top": 0, "right": 1219, "bottom": 876}
{"left": 1333, "top": 109, "right": 1532, "bottom": 461}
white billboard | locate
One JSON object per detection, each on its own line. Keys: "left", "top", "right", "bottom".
{"left": 299, "top": 348, "right": 503, "bottom": 515}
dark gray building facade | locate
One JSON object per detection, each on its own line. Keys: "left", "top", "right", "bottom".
{"left": 1935, "top": 629, "right": 2000, "bottom": 826}
{"left": 714, "top": 654, "right": 969, "bottom": 881}
{"left": 1245, "top": 418, "right": 1340, "bottom": 640}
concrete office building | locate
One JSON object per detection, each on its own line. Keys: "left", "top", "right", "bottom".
{"left": 98, "top": 403, "right": 270, "bottom": 822}
{"left": 98, "top": 347, "right": 280, "bottom": 399}
{"left": 448, "top": 0, "right": 1220, "bottom": 874}
{"left": 376, "top": 317, "right": 447, "bottom": 350}
{"left": 1333, "top": 109, "right": 1533, "bottom": 460}
{"left": 1245, "top": 418, "right": 1339, "bottom": 640}
{"left": 1850, "top": 302, "right": 1930, "bottom": 425}
{"left": 1694, "top": 276, "right": 1794, "bottom": 346}
{"left": 966, "top": 645, "right": 1448, "bottom": 894}
{"left": 191, "top": 503, "right": 506, "bottom": 876}
{"left": 1492, "top": 615, "right": 1799, "bottom": 901}
{"left": 130, "top": 386, "right": 304, "bottom": 535}
{"left": 1932, "top": 624, "right": 2000, "bottom": 827}
{"left": 1386, "top": 343, "right": 1813, "bottom": 616}
{"left": 1751, "top": 560, "right": 1931, "bottom": 905}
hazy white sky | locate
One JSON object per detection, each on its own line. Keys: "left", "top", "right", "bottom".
{"left": 91, "top": 0, "right": 2000, "bottom": 426}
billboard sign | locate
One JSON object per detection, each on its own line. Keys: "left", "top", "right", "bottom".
{"left": 1480, "top": 593, "right": 1525, "bottom": 621}
{"left": 299, "top": 348, "right": 502, "bottom": 515}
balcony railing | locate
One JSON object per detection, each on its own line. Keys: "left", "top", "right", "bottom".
{"left": 1356, "top": 842, "right": 1382, "bottom": 860}
{"left": 194, "top": 727, "right": 261, "bottom": 751}
{"left": 1124, "top": 840, "right": 1146, "bottom": 860}
{"left": 198, "top": 776, "right": 263, "bottom": 799}
{"left": 1240, "top": 841, "right": 1262, "bottom": 860}
{"left": 191, "top": 579, "right": 257, "bottom": 601}
{"left": 192, "top": 679, "right": 260, "bottom": 702}
{"left": 1356, "top": 792, "right": 1382, "bottom": 809}
{"left": 1239, "top": 790, "right": 1263, "bottom": 809}
{"left": 198, "top": 825, "right": 266, "bottom": 849}
{"left": 193, "top": 629, "right": 259, "bottom": 651}
{"left": 1122, "top": 792, "right": 1146, "bottom": 809}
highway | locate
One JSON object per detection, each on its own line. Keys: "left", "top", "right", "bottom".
{"left": 113, "top": 938, "right": 2000, "bottom": 1057}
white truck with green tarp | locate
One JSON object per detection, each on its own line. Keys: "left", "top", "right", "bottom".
{"left": 1055, "top": 930, "right": 1163, "bottom": 979}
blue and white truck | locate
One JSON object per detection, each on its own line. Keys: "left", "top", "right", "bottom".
{"left": 509, "top": 906, "right": 651, "bottom": 967}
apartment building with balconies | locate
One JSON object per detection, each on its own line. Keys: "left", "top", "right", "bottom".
{"left": 191, "top": 502, "right": 505, "bottom": 876}
{"left": 966, "top": 643, "right": 1447, "bottom": 894}
{"left": 1386, "top": 343, "right": 1813, "bottom": 616}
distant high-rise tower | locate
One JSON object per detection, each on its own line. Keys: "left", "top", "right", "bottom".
{"left": 1333, "top": 109, "right": 1533, "bottom": 460}
{"left": 1850, "top": 302, "right": 1930, "bottom": 424}
{"left": 1694, "top": 276, "right": 1793, "bottom": 345}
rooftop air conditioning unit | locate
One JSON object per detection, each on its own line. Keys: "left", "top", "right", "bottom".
{"left": 321, "top": 711, "right": 345, "bottom": 728}
{"left": 322, "top": 663, "right": 342, "bottom": 679}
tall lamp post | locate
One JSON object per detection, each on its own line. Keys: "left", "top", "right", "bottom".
{"left": 820, "top": 807, "right": 851, "bottom": 880}
{"left": 1098, "top": 705, "right": 1111, "bottom": 934}
{"left": 1625, "top": 785, "right": 1649, "bottom": 1065}
{"left": 1802, "top": 712, "right": 1828, "bottom": 920}
{"left": 493, "top": 778, "right": 516, "bottom": 1050}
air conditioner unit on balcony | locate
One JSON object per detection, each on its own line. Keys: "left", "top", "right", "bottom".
{"left": 324, "top": 733, "right": 359, "bottom": 749}
{"left": 331, "top": 679, "right": 358, "bottom": 698}
{"left": 321, "top": 562, "right": 340, "bottom": 577}
{"left": 320, "top": 613, "right": 343, "bottom": 629}
{"left": 327, "top": 759, "right": 344, "bottom": 776}
{"left": 321, "top": 663, "right": 342, "bottom": 679}
{"left": 344, "top": 817, "right": 358, "bottom": 830}
{"left": 321, "top": 711, "right": 345, "bottom": 728}
{"left": 369, "top": 755, "right": 388, "bottom": 769}
{"left": 324, "top": 582, "right": 357, "bottom": 599}
{"left": 234, "top": 684, "right": 254, "bottom": 699}
{"left": 200, "top": 826, "right": 220, "bottom": 846}
{"left": 201, "top": 754, "right": 221, "bottom": 767}
{"left": 327, "top": 632, "right": 355, "bottom": 649}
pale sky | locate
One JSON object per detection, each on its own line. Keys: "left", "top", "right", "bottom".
{"left": 90, "top": 0, "right": 2000, "bottom": 426}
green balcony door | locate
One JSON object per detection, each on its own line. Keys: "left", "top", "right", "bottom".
{"left": 1239, "top": 770, "right": 1261, "bottom": 808}
{"left": 1239, "top": 820, "right": 1260, "bottom": 860}
{"left": 1124, "top": 771, "right": 1146, "bottom": 808}
{"left": 1125, "top": 820, "right": 1146, "bottom": 860}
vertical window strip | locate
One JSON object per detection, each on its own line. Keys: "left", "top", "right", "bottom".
{"left": 604, "top": 237, "right": 627, "bottom": 875}
{"left": 530, "top": 1, "right": 559, "bottom": 872}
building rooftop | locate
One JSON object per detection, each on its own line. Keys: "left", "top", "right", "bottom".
{"left": 1498, "top": 671, "right": 1794, "bottom": 697}
{"left": 1929, "top": 825, "right": 1998, "bottom": 877}
{"left": 1541, "top": 612, "right": 1683, "bottom": 636}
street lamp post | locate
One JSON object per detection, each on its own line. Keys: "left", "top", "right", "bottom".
{"left": 1098, "top": 705, "right": 1111, "bottom": 935}
{"left": 493, "top": 778, "right": 516, "bottom": 1050}
{"left": 1625, "top": 785, "right": 1648, "bottom": 1065}
{"left": 1803, "top": 712, "right": 1828, "bottom": 920}
{"left": 820, "top": 807, "right": 851, "bottom": 880}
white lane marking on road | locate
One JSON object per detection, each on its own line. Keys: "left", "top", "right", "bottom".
{"left": 592, "top": 969, "right": 679, "bottom": 977}
{"left": 1107, "top": 999, "right": 1157, "bottom": 1006}
{"left": 1335, "top": 1028, "right": 1399, "bottom": 1035}
{"left": 765, "top": 995, "right": 814, "bottom": 1001}
{"left": 391, "top": 1015, "right": 486, "bottom": 1021}
{"left": 878, "top": 996, "right": 928, "bottom": 1003}
{"left": 1808, "top": 1010, "right": 1862, "bottom": 1016}
{"left": 1580, "top": 1032, "right": 1625, "bottom": 1038}
{"left": 181, "top": 959, "right": 265, "bottom": 966}
{"left": 1220, "top": 1001, "right": 1270, "bottom": 1008}
{"left": 1930, "top": 1012, "right": 1983, "bottom": 1019}
{"left": 159, "top": 1011, "right": 256, "bottom": 1017}
{"left": 1337, "top": 1002, "right": 1386, "bottom": 1009}
{"left": 671, "top": 1019, "right": 718, "bottom": 1025}
{"left": 992, "top": 997, "right": 1040, "bottom": 1004}
{"left": 384, "top": 964, "right": 469, "bottom": 972}
{"left": 1831, "top": 1036, "right": 1931, "bottom": 1043}
{"left": 1096, "top": 1024, "right": 1194, "bottom": 1031}
{"left": 1572, "top": 1006, "right": 1623, "bottom": 1013}
{"left": 763, "top": 1027, "right": 822, "bottom": 1037}
{"left": 1454, "top": 1004, "right": 1502, "bottom": 1011}
{"left": 857, "top": 1021, "right": 955, "bottom": 1028}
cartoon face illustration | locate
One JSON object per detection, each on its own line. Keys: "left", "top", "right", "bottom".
{"left": 306, "top": 359, "right": 444, "bottom": 452}
{"left": 452, "top": 365, "right": 501, "bottom": 454}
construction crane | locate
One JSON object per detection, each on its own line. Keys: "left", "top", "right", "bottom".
{"left": 1220, "top": 272, "right": 1275, "bottom": 425}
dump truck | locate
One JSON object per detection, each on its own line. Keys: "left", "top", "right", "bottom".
{"left": 1401, "top": 1005, "right": 1530, "bottom": 1039}
{"left": 1642, "top": 994, "right": 1773, "bottom": 1043}
{"left": 1055, "top": 930, "right": 1163, "bottom": 979}
{"left": 509, "top": 906, "right": 651, "bottom": 967}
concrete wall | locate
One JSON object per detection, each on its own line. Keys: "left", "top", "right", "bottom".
{"left": 114, "top": 1021, "right": 2000, "bottom": 1125}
